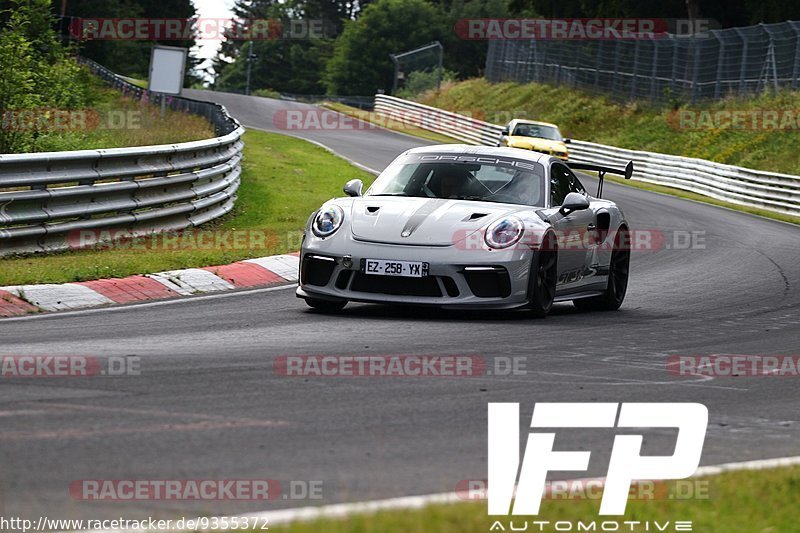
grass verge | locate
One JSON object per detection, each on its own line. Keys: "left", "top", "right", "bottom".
{"left": 27, "top": 68, "right": 215, "bottom": 152}
{"left": 321, "top": 101, "right": 461, "bottom": 144}
{"left": 0, "top": 130, "right": 374, "bottom": 286}
{"left": 270, "top": 465, "right": 800, "bottom": 532}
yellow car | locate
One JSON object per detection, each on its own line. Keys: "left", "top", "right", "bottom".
{"left": 499, "top": 119, "right": 570, "bottom": 160}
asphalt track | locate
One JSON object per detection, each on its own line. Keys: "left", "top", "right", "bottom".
{"left": 0, "top": 91, "right": 798, "bottom": 522}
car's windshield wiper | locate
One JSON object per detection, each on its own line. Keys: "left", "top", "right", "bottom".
{"left": 370, "top": 193, "right": 409, "bottom": 197}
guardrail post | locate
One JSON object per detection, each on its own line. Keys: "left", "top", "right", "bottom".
{"left": 650, "top": 39, "right": 660, "bottom": 101}
{"left": 712, "top": 30, "right": 725, "bottom": 99}
{"left": 630, "top": 39, "right": 641, "bottom": 99}
{"left": 735, "top": 28, "right": 748, "bottom": 95}
{"left": 611, "top": 41, "right": 621, "bottom": 94}
{"left": 792, "top": 22, "right": 800, "bottom": 90}
{"left": 690, "top": 35, "right": 701, "bottom": 103}
{"left": 670, "top": 39, "right": 679, "bottom": 95}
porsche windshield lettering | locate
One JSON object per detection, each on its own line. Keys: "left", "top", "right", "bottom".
{"left": 367, "top": 153, "right": 546, "bottom": 206}
{"left": 413, "top": 153, "right": 541, "bottom": 172}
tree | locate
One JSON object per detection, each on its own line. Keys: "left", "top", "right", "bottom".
{"left": 41, "top": 0, "right": 201, "bottom": 84}
{"left": 443, "top": 0, "right": 509, "bottom": 79}
{"left": 213, "top": 0, "right": 337, "bottom": 94}
{"left": 0, "top": 0, "right": 87, "bottom": 152}
{"left": 324, "top": 0, "right": 446, "bottom": 95}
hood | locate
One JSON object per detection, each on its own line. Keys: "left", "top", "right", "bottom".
{"left": 507, "top": 136, "right": 567, "bottom": 153}
{"left": 349, "top": 196, "right": 520, "bottom": 246}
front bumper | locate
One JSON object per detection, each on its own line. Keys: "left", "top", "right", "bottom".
{"left": 508, "top": 145, "right": 568, "bottom": 160}
{"left": 297, "top": 233, "right": 536, "bottom": 309}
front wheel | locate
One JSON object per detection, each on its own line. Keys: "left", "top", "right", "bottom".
{"left": 305, "top": 298, "right": 347, "bottom": 313}
{"left": 528, "top": 234, "right": 558, "bottom": 318}
{"left": 573, "top": 227, "right": 630, "bottom": 312}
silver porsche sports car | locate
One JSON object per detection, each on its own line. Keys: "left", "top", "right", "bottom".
{"left": 296, "top": 144, "right": 632, "bottom": 317}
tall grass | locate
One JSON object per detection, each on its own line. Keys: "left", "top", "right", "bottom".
{"left": 28, "top": 70, "right": 215, "bottom": 152}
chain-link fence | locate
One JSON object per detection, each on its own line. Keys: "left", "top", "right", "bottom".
{"left": 390, "top": 41, "right": 444, "bottom": 98}
{"left": 485, "top": 21, "right": 800, "bottom": 103}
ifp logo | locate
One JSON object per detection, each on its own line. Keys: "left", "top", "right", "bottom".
{"left": 488, "top": 403, "right": 708, "bottom": 516}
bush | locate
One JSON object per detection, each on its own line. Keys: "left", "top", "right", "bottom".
{"left": 0, "top": 0, "right": 87, "bottom": 153}
{"left": 396, "top": 68, "right": 457, "bottom": 99}
{"left": 253, "top": 88, "right": 281, "bottom": 99}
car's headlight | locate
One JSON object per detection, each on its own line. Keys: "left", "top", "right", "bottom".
{"left": 312, "top": 205, "right": 344, "bottom": 237}
{"left": 485, "top": 216, "right": 524, "bottom": 249}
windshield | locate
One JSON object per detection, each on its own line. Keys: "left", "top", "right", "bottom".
{"left": 511, "top": 123, "right": 563, "bottom": 141}
{"left": 366, "top": 153, "right": 546, "bottom": 207}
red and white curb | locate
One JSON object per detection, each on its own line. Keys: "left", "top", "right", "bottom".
{"left": 0, "top": 253, "right": 299, "bottom": 317}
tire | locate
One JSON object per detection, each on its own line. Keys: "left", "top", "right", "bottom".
{"left": 305, "top": 298, "right": 347, "bottom": 313}
{"left": 528, "top": 233, "right": 558, "bottom": 318}
{"left": 573, "top": 226, "right": 630, "bottom": 312}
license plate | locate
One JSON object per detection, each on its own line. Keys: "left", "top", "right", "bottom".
{"left": 363, "top": 259, "right": 429, "bottom": 278}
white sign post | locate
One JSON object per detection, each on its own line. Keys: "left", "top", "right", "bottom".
{"left": 148, "top": 45, "right": 188, "bottom": 116}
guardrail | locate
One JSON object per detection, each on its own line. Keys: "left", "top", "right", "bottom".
{"left": 0, "top": 59, "right": 244, "bottom": 256}
{"left": 374, "top": 94, "right": 800, "bottom": 218}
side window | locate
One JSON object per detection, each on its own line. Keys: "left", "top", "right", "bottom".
{"left": 549, "top": 164, "right": 571, "bottom": 207}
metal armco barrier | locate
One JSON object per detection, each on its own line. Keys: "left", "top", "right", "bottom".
{"left": 0, "top": 59, "right": 244, "bottom": 256}
{"left": 374, "top": 94, "right": 800, "bottom": 217}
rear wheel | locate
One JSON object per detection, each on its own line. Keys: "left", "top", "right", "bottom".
{"left": 528, "top": 234, "right": 558, "bottom": 318}
{"left": 573, "top": 226, "right": 630, "bottom": 312}
{"left": 305, "top": 298, "right": 347, "bottom": 313}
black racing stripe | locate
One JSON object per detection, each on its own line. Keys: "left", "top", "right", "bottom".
{"left": 400, "top": 199, "right": 442, "bottom": 237}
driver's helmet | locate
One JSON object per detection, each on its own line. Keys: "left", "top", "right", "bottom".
{"left": 428, "top": 165, "right": 473, "bottom": 198}
{"left": 504, "top": 170, "right": 539, "bottom": 205}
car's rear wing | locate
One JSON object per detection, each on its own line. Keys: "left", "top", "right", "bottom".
{"left": 568, "top": 161, "right": 633, "bottom": 198}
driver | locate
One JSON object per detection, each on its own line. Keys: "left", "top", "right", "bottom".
{"left": 502, "top": 171, "right": 539, "bottom": 205}
{"left": 426, "top": 166, "right": 473, "bottom": 198}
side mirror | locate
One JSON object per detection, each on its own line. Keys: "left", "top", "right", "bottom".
{"left": 501, "top": 128, "right": 509, "bottom": 136}
{"left": 560, "top": 192, "right": 590, "bottom": 214}
{"left": 343, "top": 179, "right": 363, "bottom": 197}
{"left": 564, "top": 138, "right": 572, "bottom": 144}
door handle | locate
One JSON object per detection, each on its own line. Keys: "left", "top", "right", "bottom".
{"left": 587, "top": 223, "right": 597, "bottom": 231}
